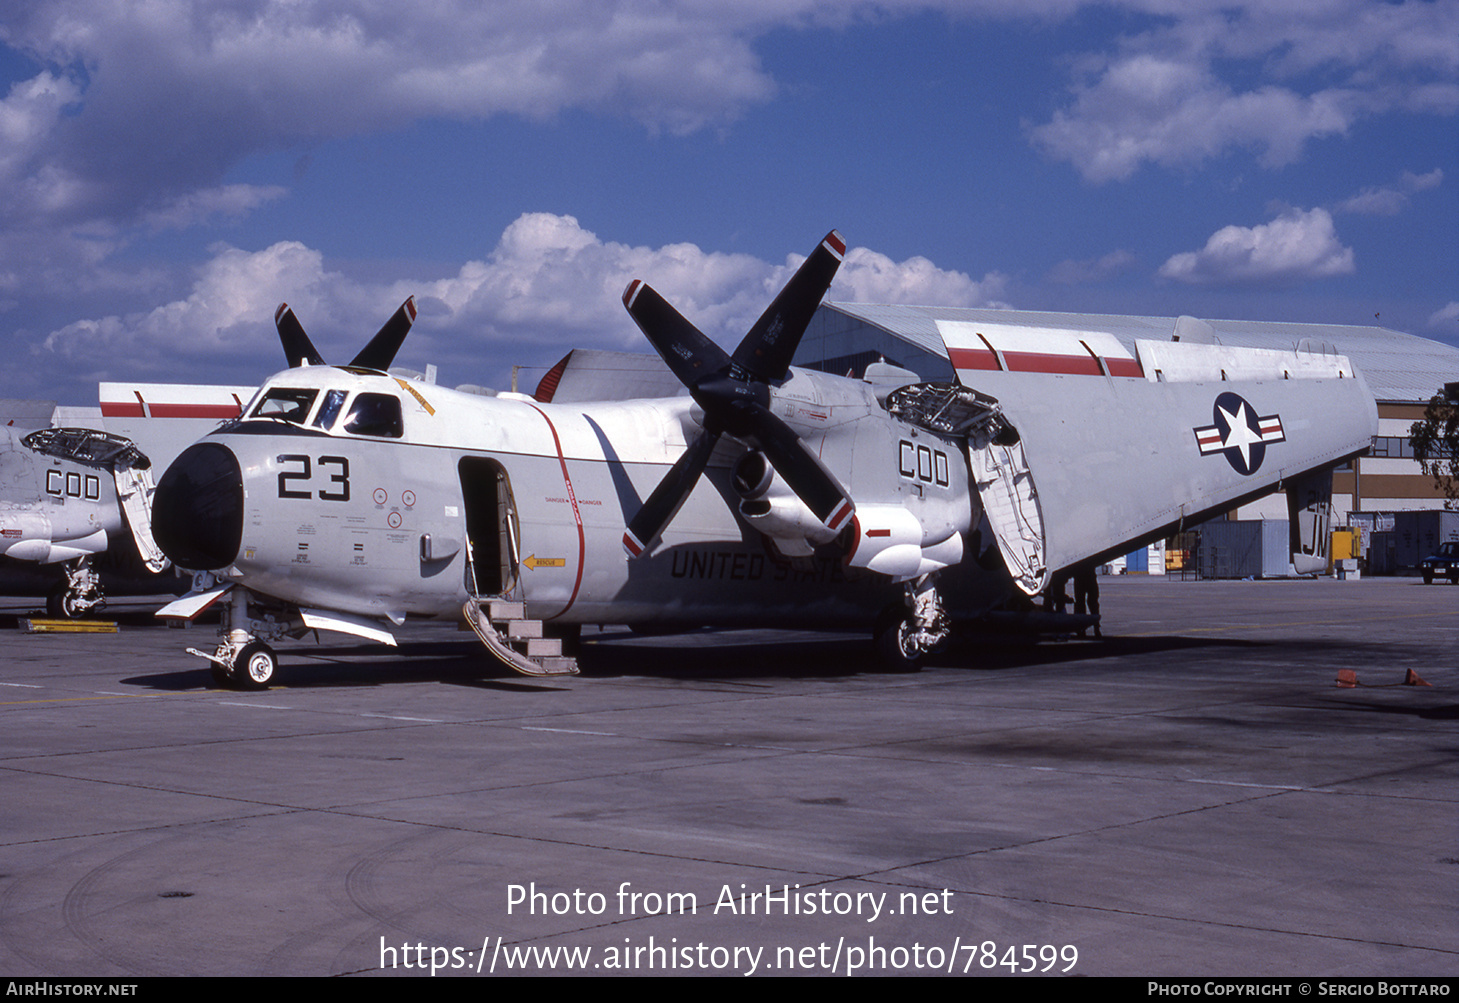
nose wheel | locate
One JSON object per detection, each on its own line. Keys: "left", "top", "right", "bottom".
{"left": 186, "top": 586, "right": 287, "bottom": 689}
{"left": 196, "top": 638, "right": 280, "bottom": 689}
{"left": 234, "top": 641, "right": 280, "bottom": 689}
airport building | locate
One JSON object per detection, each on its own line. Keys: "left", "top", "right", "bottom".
{"left": 796, "top": 303, "right": 1459, "bottom": 574}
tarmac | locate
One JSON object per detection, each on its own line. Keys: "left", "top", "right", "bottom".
{"left": 0, "top": 575, "right": 1454, "bottom": 977}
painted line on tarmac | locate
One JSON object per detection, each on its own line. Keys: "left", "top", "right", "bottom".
{"left": 1122, "top": 608, "right": 1453, "bottom": 638}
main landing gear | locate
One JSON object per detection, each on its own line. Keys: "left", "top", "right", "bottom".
{"left": 874, "top": 573, "right": 951, "bottom": 672}
{"left": 46, "top": 557, "right": 104, "bottom": 619}
{"left": 188, "top": 586, "right": 294, "bottom": 689}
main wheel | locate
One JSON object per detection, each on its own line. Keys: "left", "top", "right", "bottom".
{"left": 1422, "top": 568, "right": 1434, "bottom": 584}
{"left": 46, "top": 588, "right": 84, "bottom": 619}
{"left": 234, "top": 641, "right": 279, "bottom": 690}
{"left": 873, "top": 609, "right": 923, "bottom": 673}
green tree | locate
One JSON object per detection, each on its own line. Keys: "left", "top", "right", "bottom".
{"left": 1409, "top": 382, "right": 1459, "bottom": 509}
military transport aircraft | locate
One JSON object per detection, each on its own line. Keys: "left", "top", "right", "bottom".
{"left": 150, "top": 231, "right": 1377, "bottom": 688}
{"left": 0, "top": 425, "right": 168, "bottom": 616}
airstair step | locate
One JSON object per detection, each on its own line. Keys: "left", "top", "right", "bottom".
{"left": 463, "top": 598, "right": 578, "bottom": 677}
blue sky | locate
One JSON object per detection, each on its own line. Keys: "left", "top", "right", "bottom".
{"left": 2, "top": 1, "right": 1455, "bottom": 403}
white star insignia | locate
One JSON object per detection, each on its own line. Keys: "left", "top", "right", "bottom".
{"left": 1218, "top": 401, "right": 1262, "bottom": 470}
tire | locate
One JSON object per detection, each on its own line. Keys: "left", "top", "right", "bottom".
{"left": 209, "top": 659, "right": 234, "bottom": 688}
{"left": 873, "top": 608, "right": 923, "bottom": 673}
{"left": 1422, "top": 569, "right": 1433, "bottom": 584}
{"left": 46, "top": 588, "right": 84, "bottom": 619}
{"left": 234, "top": 641, "right": 279, "bottom": 690}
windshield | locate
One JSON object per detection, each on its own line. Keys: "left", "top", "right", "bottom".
{"left": 250, "top": 388, "right": 319, "bottom": 424}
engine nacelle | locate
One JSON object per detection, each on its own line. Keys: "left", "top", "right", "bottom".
{"left": 0, "top": 509, "right": 109, "bottom": 564}
{"left": 732, "top": 452, "right": 839, "bottom": 557}
{"left": 845, "top": 503, "right": 965, "bottom": 582}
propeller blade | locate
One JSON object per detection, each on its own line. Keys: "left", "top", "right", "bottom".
{"left": 623, "top": 428, "right": 722, "bottom": 557}
{"left": 275, "top": 303, "right": 325, "bottom": 368}
{"left": 622, "top": 280, "right": 731, "bottom": 389}
{"left": 745, "top": 403, "right": 854, "bottom": 532}
{"left": 731, "top": 230, "right": 845, "bottom": 382}
{"left": 618, "top": 231, "right": 854, "bottom": 556}
{"left": 349, "top": 296, "right": 418, "bottom": 371}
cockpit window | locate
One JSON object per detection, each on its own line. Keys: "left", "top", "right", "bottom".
{"left": 312, "top": 389, "right": 348, "bottom": 429}
{"left": 342, "top": 393, "right": 404, "bottom": 438}
{"left": 250, "top": 388, "right": 319, "bottom": 424}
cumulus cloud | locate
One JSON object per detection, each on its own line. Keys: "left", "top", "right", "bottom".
{"left": 1030, "top": 1, "right": 1459, "bottom": 182}
{"left": 827, "top": 248, "right": 1009, "bottom": 307}
{"left": 1157, "top": 208, "right": 1355, "bottom": 287}
{"left": 43, "top": 241, "right": 334, "bottom": 363}
{"left": 1429, "top": 301, "right": 1459, "bottom": 331}
{"left": 41, "top": 213, "right": 1007, "bottom": 383}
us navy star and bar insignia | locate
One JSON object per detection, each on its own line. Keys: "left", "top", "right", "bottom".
{"left": 1193, "top": 391, "right": 1285, "bottom": 476}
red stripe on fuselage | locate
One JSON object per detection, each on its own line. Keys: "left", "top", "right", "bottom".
{"left": 526, "top": 404, "right": 586, "bottom": 620}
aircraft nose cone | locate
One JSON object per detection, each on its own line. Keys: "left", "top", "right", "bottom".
{"left": 153, "top": 442, "right": 243, "bottom": 570}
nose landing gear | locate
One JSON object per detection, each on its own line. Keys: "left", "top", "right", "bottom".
{"left": 185, "top": 586, "right": 293, "bottom": 689}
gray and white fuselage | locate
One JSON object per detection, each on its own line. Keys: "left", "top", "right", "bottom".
{"left": 153, "top": 363, "right": 992, "bottom": 631}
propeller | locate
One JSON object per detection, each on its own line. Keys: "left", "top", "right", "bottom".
{"left": 620, "top": 231, "right": 852, "bottom": 557}
{"left": 273, "top": 297, "right": 418, "bottom": 370}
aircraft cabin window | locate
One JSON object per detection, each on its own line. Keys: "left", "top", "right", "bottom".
{"left": 342, "top": 393, "right": 404, "bottom": 438}
{"left": 251, "top": 388, "right": 319, "bottom": 424}
{"left": 313, "top": 389, "right": 348, "bottom": 429}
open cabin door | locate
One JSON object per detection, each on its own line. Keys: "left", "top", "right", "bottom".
{"left": 458, "top": 457, "right": 521, "bottom": 598}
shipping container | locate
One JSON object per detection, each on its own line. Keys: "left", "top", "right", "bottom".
{"left": 1194, "top": 519, "right": 1297, "bottom": 578}
{"left": 1390, "top": 511, "right": 1459, "bottom": 570}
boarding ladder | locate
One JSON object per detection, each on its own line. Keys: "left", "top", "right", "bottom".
{"left": 463, "top": 598, "right": 578, "bottom": 676}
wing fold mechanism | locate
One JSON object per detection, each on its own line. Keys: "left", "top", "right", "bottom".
{"left": 23, "top": 427, "right": 169, "bottom": 573}
{"left": 884, "top": 382, "right": 1047, "bottom": 594}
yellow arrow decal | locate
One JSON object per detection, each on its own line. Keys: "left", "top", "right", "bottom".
{"left": 523, "top": 554, "right": 566, "bottom": 570}
{"left": 395, "top": 378, "right": 436, "bottom": 416}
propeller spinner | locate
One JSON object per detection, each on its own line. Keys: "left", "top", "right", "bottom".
{"left": 274, "top": 296, "right": 418, "bottom": 370}
{"left": 620, "top": 231, "right": 852, "bottom": 558}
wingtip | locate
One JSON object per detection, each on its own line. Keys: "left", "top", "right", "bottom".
{"left": 622, "top": 279, "right": 643, "bottom": 309}
{"left": 823, "top": 231, "right": 846, "bottom": 259}
{"left": 404, "top": 295, "right": 417, "bottom": 321}
{"left": 274, "top": 302, "right": 290, "bottom": 324}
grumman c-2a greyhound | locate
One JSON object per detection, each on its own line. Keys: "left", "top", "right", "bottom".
{"left": 151, "top": 231, "right": 1377, "bottom": 687}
